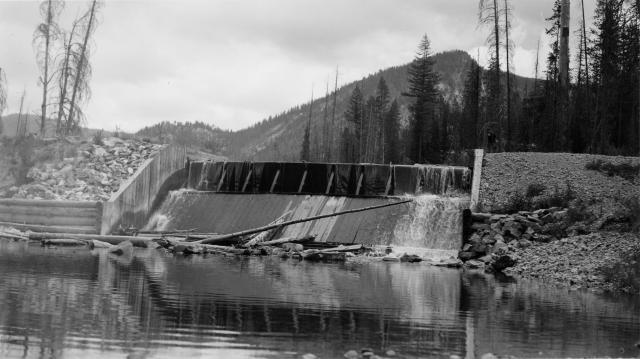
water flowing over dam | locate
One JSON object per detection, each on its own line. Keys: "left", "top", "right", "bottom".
{"left": 146, "top": 161, "right": 472, "bottom": 254}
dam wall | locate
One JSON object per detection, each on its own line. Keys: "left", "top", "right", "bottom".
{"left": 187, "top": 161, "right": 472, "bottom": 196}
{"left": 146, "top": 191, "right": 469, "bottom": 251}
{"left": 100, "top": 145, "right": 187, "bottom": 234}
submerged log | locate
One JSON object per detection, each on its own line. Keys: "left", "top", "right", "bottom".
{"left": 28, "top": 232, "right": 151, "bottom": 248}
{"left": 196, "top": 199, "right": 413, "bottom": 245}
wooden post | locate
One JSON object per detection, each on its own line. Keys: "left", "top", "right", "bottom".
{"left": 298, "top": 170, "right": 308, "bottom": 193}
{"left": 325, "top": 171, "right": 334, "bottom": 194}
{"left": 241, "top": 169, "right": 253, "bottom": 193}
{"left": 270, "top": 169, "right": 280, "bottom": 193}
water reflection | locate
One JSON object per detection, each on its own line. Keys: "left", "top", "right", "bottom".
{"left": 0, "top": 241, "right": 638, "bottom": 358}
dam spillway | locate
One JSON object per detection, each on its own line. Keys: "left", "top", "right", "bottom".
{"left": 146, "top": 161, "right": 472, "bottom": 254}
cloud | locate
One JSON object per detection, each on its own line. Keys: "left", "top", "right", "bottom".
{"left": 0, "top": 0, "right": 594, "bottom": 132}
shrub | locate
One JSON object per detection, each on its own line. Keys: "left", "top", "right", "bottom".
{"left": 501, "top": 191, "right": 532, "bottom": 214}
{"left": 538, "top": 182, "right": 575, "bottom": 209}
{"left": 598, "top": 244, "right": 640, "bottom": 294}
{"left": 525, "top": 182, "right": 546, "bottom": 198}
{"left": 585, "top": 159, "right": 640, "bottom": 181}
{"left": 92, "top": 129, "right": 104, "bottom": 146}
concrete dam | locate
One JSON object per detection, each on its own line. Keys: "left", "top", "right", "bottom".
{"left": 145, "top": 160, "right": 473, "bottom": 255}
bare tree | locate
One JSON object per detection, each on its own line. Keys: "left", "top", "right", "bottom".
{"left": 0, "top": 68, "right": 7, "bottom": 136}
{"left": 33, "top": 0, "right": 63, "bottom": 137}
{"left": 64, "top": 0, "right": 101, "bottom": 135}
{"left": 479, "top": 0, "right": 504, "bottom": 149}
{"left": 503, "top": 0, "right": 514, "bottom": 149}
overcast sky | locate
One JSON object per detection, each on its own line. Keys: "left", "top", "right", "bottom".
{"left": 0, "top": 0, "right": 596, "bottom": 132}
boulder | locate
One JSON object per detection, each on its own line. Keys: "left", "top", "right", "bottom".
{"left": 464, "top": 259, "right": 485, "bottom": 270}
{"left": 458, "top": 251, "right": 475, "bottom": 261}
{"left": 109, "top": 241, "right": 134, "bottom": 256}
{"left": 491, "top": 253, "right": 517, "bottom": 272}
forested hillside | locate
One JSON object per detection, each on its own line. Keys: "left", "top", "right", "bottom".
{"left": 225, "top": 50, "right": 535, "bottom": 162}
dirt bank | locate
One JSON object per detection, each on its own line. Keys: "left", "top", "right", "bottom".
{"left": 469, "top": 152, "right": 640, "bottom": 293}
{"left": 478, "top": 152, "right": 640, "bottom": 215}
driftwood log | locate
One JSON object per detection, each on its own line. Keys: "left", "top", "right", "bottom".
{"left": 196, "top": 199, "right": 412, "bottom": 245}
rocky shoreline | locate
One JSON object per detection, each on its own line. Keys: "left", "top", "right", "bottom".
{"left": 460, "top": 208, "right": 640, "bottom": 293}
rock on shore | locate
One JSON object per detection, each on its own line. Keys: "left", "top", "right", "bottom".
{"left": 0, "top": 137, "right": 162, "bottom": 201}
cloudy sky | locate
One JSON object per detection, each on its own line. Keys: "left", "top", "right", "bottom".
{"left": 0, "top": 0, "right": 596, "bottom": 132}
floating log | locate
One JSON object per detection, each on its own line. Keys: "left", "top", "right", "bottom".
{"left": 28, "top": 232, "right": 151, "bottom": 248}
{"left": 255, "top": 235, "right": 315, "bottom": 247}
{"left": 196, "top": 199, "right": 413, "bottom": 245}
{"left": 0, "top": 221, "right": 97, "bottom": 234}
{"left": 42, "top": 238, "right": 88, "bottom": 246}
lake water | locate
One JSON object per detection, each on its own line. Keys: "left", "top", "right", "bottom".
{"left": 0, "top": 240, "right": 639, "bottom": 359}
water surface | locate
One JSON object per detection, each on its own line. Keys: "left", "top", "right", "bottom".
{"left": 0, "top": 241, "right": 639, "bottom": 358}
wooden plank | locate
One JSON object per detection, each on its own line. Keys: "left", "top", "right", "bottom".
{"left": 0, "top": 221, "right": 97, "bottom": 234}
{"left": 269, "top": 169, "right": 280, "bottom": 193}
{"left": 297, "top": 170, "right": 308, "bottom": 193}
{"left": 0, "top": 205, "right": 98, "bottom": 218}
{"left": 0, "top": 199, "right": 99, "bottom": 209}
{"left": 0, "top": 213, "right": 97, "bottom": 227}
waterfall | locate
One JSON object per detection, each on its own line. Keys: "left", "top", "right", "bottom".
{"left": 391, "top": 195, "right": 469, "bottom": 252}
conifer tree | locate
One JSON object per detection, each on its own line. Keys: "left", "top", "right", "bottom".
{"left": 406, "top": 34, "right": 439, "bottom": 163}
{"left": 345, "top": 85, "right": 364, "bottom": 161}
{"left": 383, "top": 99, "right": 401, "bottom": 163}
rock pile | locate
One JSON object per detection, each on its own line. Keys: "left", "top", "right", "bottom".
{"left": 460, "top": 207, "right": 571, "bottom": 272}
{"left": 0, "top": 137, "right": 162, "bottom": 201}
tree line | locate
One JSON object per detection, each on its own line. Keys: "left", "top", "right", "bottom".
{"left": 300, "top": 0, "right": 640, "bottom": 164}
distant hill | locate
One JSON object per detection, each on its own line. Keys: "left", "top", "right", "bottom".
{"left": 137, "top": 121, "right": 229, "bottom": 154}
{"left": 224, "top": 50, "right": 536, "bottom": 161}
{"left": 0, "top": 113, "right": 113, "bottom": 138}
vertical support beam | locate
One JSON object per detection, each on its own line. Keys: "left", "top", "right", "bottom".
{"left": 355, "top": 172, "right": 364, "bottom": 196}
{"left": 470, "top": 149, "right": 484, "bottom": 212}
{"left": 325, "top": 171, "right": 334, "bottom": 195}
{"left": 298, "top": 170, "right": 308, "bottom": 194}
{"left": 384, "top": 167, "right": 393, "bottom": 196}
{"left": 216, "top": 168, "right": 227, "bottom": 192}
{"left": 241, "top": 169, "right": 253, "bottom": 193}
{"left": 269, "top": 169, "right": 280, "bottom": 193}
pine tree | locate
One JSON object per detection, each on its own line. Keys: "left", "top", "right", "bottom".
{"left": 461, "top": 59, "right": 481, "bottom": 148}
{"left": 374, "top": 77, "right": 390, "bottom": 163}
{"left": 406, "top": 34, "right": 439, "bottom": 163}
{"left": 345, "top": 85, "right": 364, "bottom": 161}
{"left": 383, "top": 99, "right": 401, "bottom": 163}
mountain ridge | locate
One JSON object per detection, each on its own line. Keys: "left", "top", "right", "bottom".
{"left": 224, "top": 50, "right": 536, "bottom": 161}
